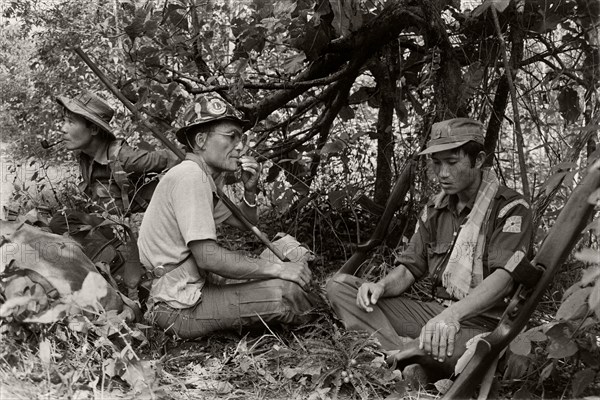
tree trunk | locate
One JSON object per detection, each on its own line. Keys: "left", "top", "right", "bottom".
{"left": 370, "top": 45, "right": 398, "bottom": 205}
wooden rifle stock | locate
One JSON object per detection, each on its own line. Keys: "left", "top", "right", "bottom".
{"left": 73, "top": 47, "right": 288, "bottom": 262}
{"left": 336, "top": 159, "right": 415, "bottom": 276}
{"left": 444, "top": 159, "right": 600, "bottom": 399}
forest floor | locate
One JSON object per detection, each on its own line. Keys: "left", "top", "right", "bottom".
{"left": 0, "top": 144, "right": 597, "bottom": 399}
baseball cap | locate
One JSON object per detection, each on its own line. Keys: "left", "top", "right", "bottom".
{"left": 418, "top": 118, "right": 485, "bottom": 155}
{"left": 56, "top": 91, "right": 115, "bottom": 140}
{"left": 176, "top": 95, "right": 248, "bottom": 145}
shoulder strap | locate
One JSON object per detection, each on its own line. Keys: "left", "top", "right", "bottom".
{"left": 107, "top": 140, "right": 132, "bottom": 213}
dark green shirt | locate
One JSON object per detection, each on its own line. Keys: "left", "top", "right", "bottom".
{"left": 396, "top": 185, "right": 535, "bottom": 300}
{"left": 79, "top": 140, "right": 179, "bottom": 213}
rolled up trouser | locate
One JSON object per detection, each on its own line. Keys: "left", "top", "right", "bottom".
{"left": 149, "top": 278, "right": 321, "bottom": 339}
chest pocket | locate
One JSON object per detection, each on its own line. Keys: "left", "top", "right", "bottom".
{"left": 426, "top": 241, "right": 453, "bottom": 279}
{"left": 89, "top": 182, "right": 123, "bottom": 214}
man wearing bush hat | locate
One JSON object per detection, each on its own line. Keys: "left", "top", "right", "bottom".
{"left": 327, "top": 117, "right": 540, "bottom": 383}
{"left": 51, "top": 90, "right": 178, "bottom": 217}
{"left": 138, "top": 94, "right": 319, "bottom": 339}
{"left": 49, "top": 90, "right": 178, "bottom": 298}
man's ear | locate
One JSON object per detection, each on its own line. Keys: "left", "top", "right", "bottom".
{"left": 89, "top": 124, "right": 100, "bottom": 137}
{"left": 474, "top": 151, "right": 486, "bottom": 169}
{"left": 194, "top": 132, "right": 207, "bottom": 150}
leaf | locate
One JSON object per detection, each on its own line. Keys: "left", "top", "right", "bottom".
{"left": 471, "top": 0, "right": 509, "bottom": 17}
{"left": 321, "top": 139, "right": 346, "bottom": 154}
{"left": 588, "top": 284, "right": 600, "bottom": 319}
{"left": 550, "top": 161, "right": 577, "bottom": 173}
{"left": 588, "top": 188, "right": 600, "bottom": 206}
{"left": 282, "top": 53, "right": 306, "bottom": 75}
{"left": 384, "top": 393, "right": 405, "bottom": 400}
{"left": 39, "top": 338, "right": 52, "bottom": 364}
{"left": 330, "top": 0, "right": 362, "bottom": 37}
{"left": 0, "top": 294, "right": 36, "bottom": 318}
{"left": 542, "top": 171, "right": 567, "bottom": 196}
{"left": 69, "top": 272, "right": 109, "bottom": 311}
{"left": 121, "top": 359, "right": 156, "bottom": 393}
{"left": 458, "top": 61, "right": 484, "bottom": 104}
{"left": 283, "top": 366, "right": 301, "bottom": 379}
{"left": 503, "top": 353, "right": 531, "bottom": 380}
{"left": 491, "top": 0, "right": 511, "bottom": 12}
{"left": 571, "top": 368, "right": 596, "bottom": 397}
{"left": 513, "top": 387, "right": 533, "bottom": 399}
{"left": 557, "top": 86, "right": 581, "bottom": 124}
{"left": 24, "top": 304, "right": 70, "bottom": 323}
{"left": 533, "top": 10, "right": 565, "bottom": 33}
{"left": 215, "top": 381, "right": 234, "bottom": 394}
{"left": 434, "top": 378, "right": 453, "bottom": 394}
{"left": 583, "top": 219, "right": 600, "bottom": 234}
{"left": 575, "top": 249, "right": 600, "bottom": 265}
{"left": 563, "top": 281, "right": 583, "bottom": 301}
{"left": 405, "top": 90, "right": 424, "bottom": 115}
{"left": 539, "top": 362, "right": 553, "bottom": 383}
{"left": 348, "top": 87, "right": 377, "bottom": 104}
{"left": 522, "top": 327, "right": 547, "bottom": 342}
{"left": 328, "top": 189, "right": 346, "bottom": 209}
{"left": 303, "top": 365, "right": 321, "bottom": 377}
{"left": 297, "top": 22, "right": 332, "bottom": 60}
{"left": 124, "top": 18, "right": 145, "bottom": 42}
{"left": 581, "top": 266, "right": 600, "bottom": 286}
{"left": 547, "top": 338, "right": 578, "bottom": 359}
{"left": 274, "top": 0, "right": 296, "bottom": 17}
{"left": 455, "top": 332, "right": 489, "bottom": 374}
{"left": 103, "top": 357, "right": 125, "bottom": 378}
{"left": 266, "top": 165, "right": 280, "bottom": 183}
{"left": 338, "top": 105, "right": 355, "bottom": 121}
{"left": 509, "top": 334, "right": 531, "bottom": 356}
{"left": 167, "top": 6, "right": 188, "bottom": 31}
{"left": 556, "top": 287, "right": 591, "bottom": 320}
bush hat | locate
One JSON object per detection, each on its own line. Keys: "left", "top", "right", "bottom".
{"left": 419, "top": 118, "right": 485, "bottom": 155}
{"left": 176, "top": 95, "right": 248, "bottom": 145}
{"left": 56, "top": 91, "right": 115, "bottom": 140}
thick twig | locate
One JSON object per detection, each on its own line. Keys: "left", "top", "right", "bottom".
{"left": 491, "top": 5, "right": 531, "bottom": 200}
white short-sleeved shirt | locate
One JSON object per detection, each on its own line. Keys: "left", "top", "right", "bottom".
{"left": 139, "top": 153, "right": 231, "bottom": 265}
{"left": 138, "top": 153, "right": 231, "bottom": 308}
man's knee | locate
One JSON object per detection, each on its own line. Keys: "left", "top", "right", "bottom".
{"left": 326, "top": 273, "right": 359, "bottom": 305}
{"left": 279, "top": 280, "right": 319, "bottom": 310}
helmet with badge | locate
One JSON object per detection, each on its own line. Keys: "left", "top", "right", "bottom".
{"left": 176, "top": 95, "right": 249, "bottom": 145}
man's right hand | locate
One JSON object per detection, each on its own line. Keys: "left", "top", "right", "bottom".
{"left": 277, "top": 260, "right": 312, "bottom": 290}
{"left": 356, "top": 282, "right": 385, "bottom": 312}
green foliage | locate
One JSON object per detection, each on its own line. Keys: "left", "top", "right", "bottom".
{"left": 505, "top": 250, "right": 600, "bottom": 398}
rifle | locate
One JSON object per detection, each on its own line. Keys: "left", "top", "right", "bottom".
{"left": 73, "top": 47, "right": 288, "bottom": 262}
{"left": 443, "top": 158, "right": 600, "bottom": 399}
{"left": 335, "top": 159, "right": 415, "bottom": 276}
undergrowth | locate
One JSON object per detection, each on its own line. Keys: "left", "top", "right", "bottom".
{"left": 1, "top": 163, "right": 599, "bottom": 399}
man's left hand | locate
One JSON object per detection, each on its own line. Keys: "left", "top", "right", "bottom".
{"left": 239, "top": 156, "right": 261, "bottom": 192}
{"left": 419, "top": 311, "right": 460, "bottom": 362}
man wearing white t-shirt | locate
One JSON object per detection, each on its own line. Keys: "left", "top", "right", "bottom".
{"left": 138, "top": 95, "right": 318, "bottom": 338}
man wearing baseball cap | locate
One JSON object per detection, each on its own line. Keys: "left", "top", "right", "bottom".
{"left": 138, "top": 94, "right": 319, "bottom": 339}
{"left": 327, "top": 118, "right": 539, "bottom": 384}
{"left": 48, "top": 90, "right": 179, "bottom": 298}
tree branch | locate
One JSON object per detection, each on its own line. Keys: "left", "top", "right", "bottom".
{"left": 491, "top": 4, "right": 530, "bottom": 200}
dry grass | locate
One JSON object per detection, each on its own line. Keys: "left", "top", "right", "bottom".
{"left": 0, "top": 298, "right": 445, "bottom": 400}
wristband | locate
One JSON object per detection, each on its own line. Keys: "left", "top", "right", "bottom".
{"left": 243, "top": 196, "right": 257, "bottom": 208}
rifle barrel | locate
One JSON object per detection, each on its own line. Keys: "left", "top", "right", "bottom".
{"left": 336, "top": 159, "right": 414, "bottom": 276}
{"left": 444, "top": 159, "right": 600, "bottom": 399}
